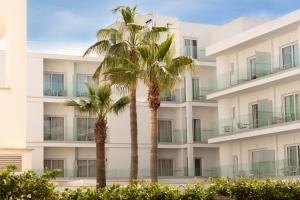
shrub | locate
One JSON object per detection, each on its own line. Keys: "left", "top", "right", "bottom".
{"left": 0, "top": 165, "right": 60, "bottom": 200}
{"left": 3, "top": 166, "right": 300, "bottom": 200}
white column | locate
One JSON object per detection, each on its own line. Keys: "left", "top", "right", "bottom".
{"left": 187, "top": 146, "right": 194, "bottom": 176}
{"left": 185, "top": 72, "right": 194, "bottom": 176}
{"left": 67, "top": 62, "right": 75, "bottom": 97}
{"left": 67, "top": 106, "right": 75, "bottom": 141}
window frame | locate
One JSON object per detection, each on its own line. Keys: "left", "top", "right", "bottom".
{"left": 280, "top": 41, "right": 298, "bottom": 69}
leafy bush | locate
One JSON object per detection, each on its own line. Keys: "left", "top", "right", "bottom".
{"left": 3, "top": 166, "right": 300, "bottom": 200}
{"left": 0, "top": 165, "right": 60, "bottom": 200}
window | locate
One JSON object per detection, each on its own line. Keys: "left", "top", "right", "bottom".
{"left": 44, "top": 116, "right": 64, "bottom": 141}
{"left": 76, "top": 74, "right": 97, "bottom": 97}
{"left": 44, "top": 159, "right": 64, "bottom": 177}
{"left": 251, "top": 103, "right": 258, "bottom": 128}
{"left": 158, "top": 159, "right": 173, "bottom": 176}
{"left": 158, "top": 120, "right": 172, "bottom": 143}
{"left": 192, "top": 78, "right": 200, "bottom": 100}
{"left": 248, "top": 57, "right": 257, "bottom": 80}
{"left": 44, "top": 72, "right": 65, "bottom": 96}
{"left": 284, "top": 94, "right": 299, "bottom": 122}
{"left": 281, "top": 43, "right": 299, "bottom": 69}
{"left": 194, "top": 158, "right": 202, "bottom": 176}
{"left": 286, "top": 145, "right": 300, "bottom": 176}
{"left": 160, "top": 90, "right": 173, "bottom": 101}
{"left": 76, "top": 117, "right": 96, "bottom": 141}
{"left": 193, "top": 119, "right": 201, "bottom": 142}
{"left": 77, "top": 160, "right": 96, "bottom": 177}
{"left": 251, "top": 149, "right": 275, "bottom": 177}
{"left": 184, "top": 39, "right": 197, "bottom": 59}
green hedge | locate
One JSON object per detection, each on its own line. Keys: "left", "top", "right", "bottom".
{"left": 2, "top": 167, "right": 300, "bottom": 200}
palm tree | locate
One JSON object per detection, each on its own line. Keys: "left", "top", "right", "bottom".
{"left": 83, "top": 6, "right": 143, "bottom": 182}
{"left": 139, "top": 31, "right": 193, "bottom": 182}
{"left": 65, "top": 83, "right": 129, "bottom": 188}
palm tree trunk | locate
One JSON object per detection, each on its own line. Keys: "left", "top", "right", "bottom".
{"left": 150, "top": 107, "right": 158, "bottom": 182}
{"left": 129, "top": 87, "right": 138, "bottom": 182}
{"left": 148, "top": 84, "right": 160, "bottom": 182}
{"left": 95, "top": 120, "right": 107, "bottom": 188}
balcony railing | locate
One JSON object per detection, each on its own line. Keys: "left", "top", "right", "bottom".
{"left": 43, "top": 89, "right": 67, "bottom": 97}
{"left": 158, "top": 129, "right": 187, "bottom": 144}
{"left": 212, "top": 109, "right": 300, "bottom": 137}
{"left": 40, "top": 166, "right": 189, "bottom": 178}
{"left": 208, "top": 60, "right": 300, "bottom": 93}
{"left": 192, "top": 87, "right": 215, "bottom": 102}
{"left": 160, "top": 88, "right": 186, "bottom": 103}
{"left": 205, "top": 159, "right": 300, "bottom": 179}
{"left": 181, "top": 47, "right": 215, "bottom": 62}
{"left": 193, "top": 129, "right": 218, "bottom": 143}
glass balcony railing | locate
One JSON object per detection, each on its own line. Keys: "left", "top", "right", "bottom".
{"left": 205, "top": 159, "right": 300, "bottom": 179}
{"left": 193, "top": 129, "right": 218, "bottom": 143}
{"left": 181, "top": 47, "right": 215, "bottom": 62}
{"left": 212, "top": 109, "right": 300, "bottom": 137}
{"left": 43, "top": 89, "right": 67, "bottom": 97}
{"left": 158, "top": 129, "right": 187, "bottom": 144}
{"left": 192, "top": 87, "right": 215, "bottom": 102}
{"left": 208, "top": 60, "right": 300, "bottom": 93}
{"left": 160, "top": 88, "right": 186, "bottom": 103}
{"left": 44, "top": 117, "right": 98, "bottom": 143}
{"left": 39, "top": 167, "right": 189, "bottom": 178}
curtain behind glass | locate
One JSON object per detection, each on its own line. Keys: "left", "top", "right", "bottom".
{"left": 43, "top": 73, "right": 51, "bottom": 95}
{"left": 52, "top": 74, "right": 64, "bottom": 94}
{"left": 52, "top": 160, "right": 64, "bottom": 177}
{"left": 192, "top": 40, "right": 197, "bottom": 59}
{"left": 184, "top": 39, "right": 191, "bottom": 57}
{"left": 193, "top": 119, "right": 201, "bottom": 142}
{"left": 158, "top": 120, "right": 172, "bottom": 142}
{"left": 158, "top": 159, "right": 173, "bottom": 176}
{"left": 51, "top": 117, "right": 64, "bottom": 140}
{"left": 282, "top": 46, "right": 292, "bottom": 69}
{"left": 192, "top": 78, "right": 200, "bottom": 100}
{"left": 78, "top": 160, "right": 87, "bottom": 177}
{"left": 77, "top": 118, "right": 87, "bottom": 141}
{"left": 88, "top": 160, "right": 96, "bottom": 177}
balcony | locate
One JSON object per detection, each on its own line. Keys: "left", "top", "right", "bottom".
{"left": 43, "top": 117, "right": 98, "bottom": 143}
{"left": 160, "top": 88, "right": 186, "bottom": 103}
{"left": 192, "top": 87, "right": 215, "bottom": 102}
{"left": 206, "top": 159, "right": 300, "bottom": 179}
{"left": 158, "top": 129, "right": 187, "bottom": 145}
{"left": 193, "top": 129, "right": 218, "bottom": 143}
{"left": 210, "top": 109, "right": 300, "bottom": 141}
{"left": 44, "top": 72, "right": 67, "bottom": 97}
{"left": 181, "top": 43, "right": 215, "bottom": 62}
{"left": 207, "top": 50, "right": 300, "bottom": 99}
{"left": 74, "top": 74, "right": 98, "bottom": 97}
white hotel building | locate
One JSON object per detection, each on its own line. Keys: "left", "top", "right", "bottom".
{"left": 1, "top": 0, "right": 300, "bottom": 184}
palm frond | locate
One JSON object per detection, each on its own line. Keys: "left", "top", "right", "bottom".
{"left": 158, "top": 34, "right": 174, "bottom": 61}
{"left": 83, "top": 40, "right": 111, "bottom": 57}
{"left": 111, "top": 96, "right": 130, "bottom": 115}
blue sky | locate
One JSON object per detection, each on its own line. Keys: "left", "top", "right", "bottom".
{"left": 28, "top": 0, "right": 300, "bottom": 44}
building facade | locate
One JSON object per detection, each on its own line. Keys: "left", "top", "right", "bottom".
{"left": 207, "top": 9, "right": 300, "bottom": 178}
{"left": 1, "top": 0, "right": 300, "bottom": 185}
{"left": 24, "top": 14, "right": 221, "bottom": 183}
{"left": 0, "top": 0, "right": 32, "bottom": 171}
